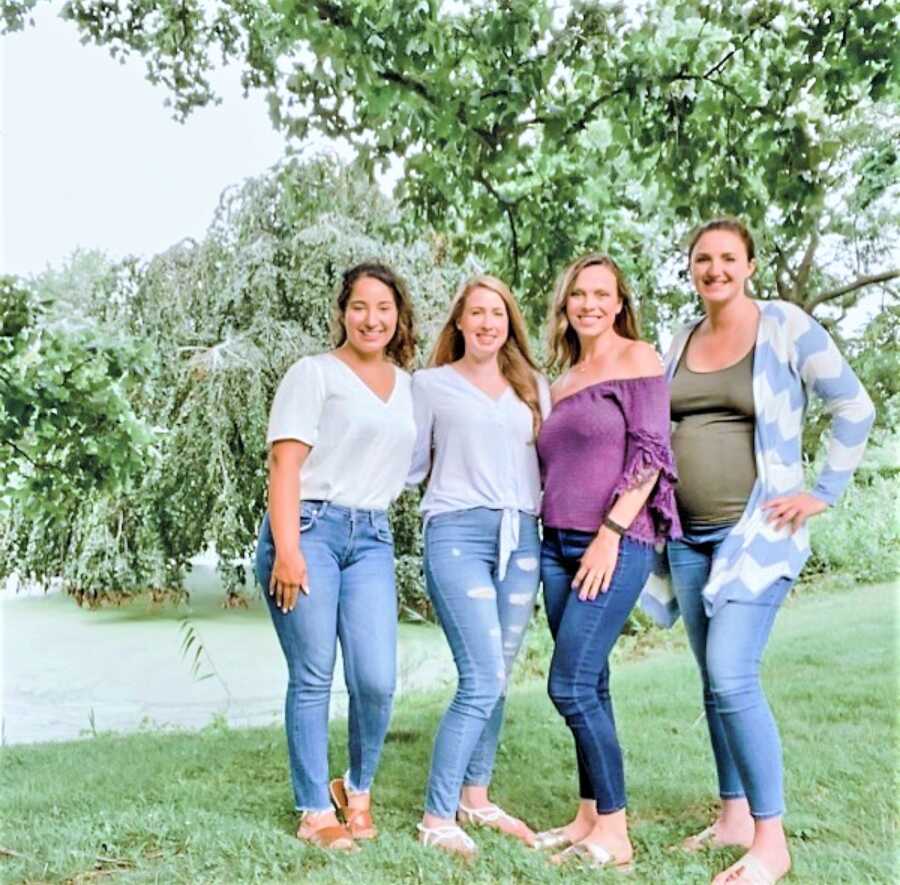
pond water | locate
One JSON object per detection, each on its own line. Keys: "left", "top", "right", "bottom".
{"left": 0, "top": 563, "right": 453, "bottom": 745}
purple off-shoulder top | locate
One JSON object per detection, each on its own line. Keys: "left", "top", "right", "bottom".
{"left": 536, "top": 375, "right": 681, "bottom": 545}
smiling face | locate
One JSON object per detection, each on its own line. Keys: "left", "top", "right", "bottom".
{"left": 565, "top": 263, "right": 622, "bottom": 341}
{"left": 342, "top": 275, "right": 399, "bottom": 358}
{"left": 690, "top": 229, "right": 756, "bottom": 307}
{"left": 456, "top": 285, "right": 509, "bottom": 360}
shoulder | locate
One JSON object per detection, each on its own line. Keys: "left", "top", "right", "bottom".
{"left": 759, "top": 299, "right": 811, "bottom": 332}
{"left": 411, "top": 365, "right": 445, "bottom": 383}
{"left": 411, "top": 365, "right": 445, "bottom": 394}
{"left": 622, "top": 339, "right": 664, "bottom": 378}
{"left": 281, "top": 353, "right": 327, "bottom": 383}
{"left": 532, "top": 370, "right": 551, "bottom": 391}
{"left": 549, "top": 369, "right": 572, "bottom": 402}
{"left": 393, "top": 365, "right": 413, "bottom": 393}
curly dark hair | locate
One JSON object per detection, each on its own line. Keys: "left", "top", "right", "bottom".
{"left": 331, "top": 262, "right": 417, "bottom": 370}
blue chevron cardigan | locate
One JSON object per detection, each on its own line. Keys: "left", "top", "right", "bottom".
{"left": 640, "top": 300, "right": 875, "bottom": 627}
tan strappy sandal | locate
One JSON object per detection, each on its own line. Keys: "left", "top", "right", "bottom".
{"left": 329, "top": 776, "right": 377, "bottom": 840}
{"left": 296, "top": 811, "right": 356, "bottom": 852}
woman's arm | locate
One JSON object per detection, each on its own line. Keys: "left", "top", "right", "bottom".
{"left": 406, "top": 373, "right": 434, "bottom": 486}
{"left": 763, "top": 307, "right": 875, "bottom": 533}
{"left": 268, "top": 439, "right": 312, "bottom": 613}
{"left": 573, "top": 471, "right": 659, "bottom": 600}
{"left": 573, "top": 342, "right": 667, "bottom": 600}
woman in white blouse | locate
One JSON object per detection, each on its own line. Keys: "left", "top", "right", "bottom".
{"left": 254, "top": 263, "right": 417, "bottom": 851}
{"left": 409, "top": 274, "right": 550, "bottom": 858}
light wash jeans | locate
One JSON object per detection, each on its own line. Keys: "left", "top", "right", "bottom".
{"left": 668, "top": 522, "right": 792, "bottom": 819}
{"left": 423, "top": 508, "right": 540, "bottom": 818}
{"left": 254, "top": 501, "right": 398, "bottom": 812}
{"left": 542, "top": 530, "right": 652, "bottom": 813}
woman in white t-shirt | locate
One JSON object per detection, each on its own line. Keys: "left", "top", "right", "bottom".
{"left": 409, "top": 275, "right": 550, "bottom": 858}
{"left": 254, "top": 262, "right": 417, "bottom": 851}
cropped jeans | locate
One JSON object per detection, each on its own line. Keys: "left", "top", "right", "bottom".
{"left": 423, "top": 508, "right": 540, "bottom": 819}
{"left": 668, "top": 522, "right": 791, "bottom": 819}
{"left": 542, "top": 529, "right": 652, "bottom": 814}
{"left": 254, "top": 501, "right": 398, "bottom": 812}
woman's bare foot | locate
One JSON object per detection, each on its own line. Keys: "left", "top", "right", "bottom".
{"left": 534, "top": 798, "right": 599, "bottom": 849}
{"left": 712, "top": 817, "right": 791, "bottom": 884}
{"left": 684, "top": 798, "right": 755, "bottom": 851}
{"left": 551, "top": 808, "right": 632, "bottom": 868}
{"left": 296, "top": 809, "right": 355, "bottom": 851}
{"left": 457, "top": 785, "right": 535, "bottom": 846}
{"left": 419, "top": 812, "right": 478, "bottom": 860}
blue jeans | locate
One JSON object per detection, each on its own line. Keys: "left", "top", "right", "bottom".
{"left": 542, "top": 529, "right": 652, "bottom": 814}
{"left": 423, "top": 508, "right": 540, "bottom": 818}
{"left": 254, "top": 502, "right": 398, "bottom": 812}
{"left": 668, "top": 523, "right": 791, "bottom": 819}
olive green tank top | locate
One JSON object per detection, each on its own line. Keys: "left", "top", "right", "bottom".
{"left": 670, "top": 336, "right": 756, "bottom": 529}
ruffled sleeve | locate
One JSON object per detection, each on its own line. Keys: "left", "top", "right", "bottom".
{"left": 610, "top": 376, "right": 681, "bottom": 543}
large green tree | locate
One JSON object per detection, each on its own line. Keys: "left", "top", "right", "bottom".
{"left": 1, "top": 159, "right": 464, "bottom": 605}
{"left": 7, "top": 0, "right": 897, "bottom": 332}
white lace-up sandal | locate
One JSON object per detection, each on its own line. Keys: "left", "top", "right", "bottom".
{"left": 416, "top": 822, "right": 479, "bottom": 860}
{"left": 457, "top": 802, "right": 534, "bottom": 846}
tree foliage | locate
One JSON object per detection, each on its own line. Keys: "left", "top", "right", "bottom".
{"left": 1, "top": 159, "right": 465, "bottom": 605}
{"left": 0, "top": 274, "right": 155, "bottom": 521}
{"left": 11, "top": 0, "right": 898, "bottom": 331}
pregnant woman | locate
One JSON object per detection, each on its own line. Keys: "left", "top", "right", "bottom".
{"left": 661, "top": 218, "right": 875, "bottom": 885}
{"left": 254, "top": 262, "right": 417, "bottom": 851}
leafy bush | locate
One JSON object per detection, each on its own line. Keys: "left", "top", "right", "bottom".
{"left": 804, "top": 438, "right": 900, "bottom": 585}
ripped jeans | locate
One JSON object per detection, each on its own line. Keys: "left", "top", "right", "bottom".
{"left": 422, "top": 508, "right": 540, "bottom": 818}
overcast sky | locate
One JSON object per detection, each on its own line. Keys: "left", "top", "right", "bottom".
{"left": 1, "top": 3, "right": 320, "bottom": 277}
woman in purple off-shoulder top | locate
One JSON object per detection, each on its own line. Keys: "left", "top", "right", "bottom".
{"left": 533, "top": 253, "right": 681, "bottom": 871}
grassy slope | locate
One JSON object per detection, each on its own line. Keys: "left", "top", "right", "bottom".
{"left": 1, "top": 583, "right": 896, "bottom": 884}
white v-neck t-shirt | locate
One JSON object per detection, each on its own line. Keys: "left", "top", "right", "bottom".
{"left": 407, "top": 364, "right": 551, "bottom": 577}
{"left": 267, "top": 352, "right": 416, "bottom": 510}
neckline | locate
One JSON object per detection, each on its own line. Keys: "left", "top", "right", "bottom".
{"left": 680, "top": 316, "right": 758, "bottom": 375}
{"left": 553, "top": 374, "right": 662, "bottom": 408}
{"left": 326, "top": 352, "right": 398, "bottom": 405}
{"left": 445, "top": 364, "right": 511, "bottom": 404}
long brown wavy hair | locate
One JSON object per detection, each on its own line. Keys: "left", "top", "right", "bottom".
{"left": 429, "top": 274, "right": 543, "bottom": 438}
{"left": 545, "top": 253, "right": 640, "bottom": 373}
{"left": 331, "top": 262, "right": 417, "bottom": 370}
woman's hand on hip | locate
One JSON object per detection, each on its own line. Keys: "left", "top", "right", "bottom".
{"left": 572, "top": 528, "right": 620, "bottom": 601}
{"left": 762, "top": 491, "right": 828, "bottom": 533}
{"left": 270, "top": 551, "right": 309, "bottom": 613}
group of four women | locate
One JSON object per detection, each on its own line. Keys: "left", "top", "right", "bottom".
{"left": 254, "top": 217, "right": 874, "bottom": 884}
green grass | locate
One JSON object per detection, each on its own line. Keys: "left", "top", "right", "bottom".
{"left": 2, "top": 583, "right": 897, "bottom": 883}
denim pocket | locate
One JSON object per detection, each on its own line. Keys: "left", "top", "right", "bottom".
{"left": 254, "top": 520, "right": 276, "bottom": 590}
{"left": 299, "top": 502, "right": 321, "bottom": 533}
{"left": 374, "top": 514, "right": 394, "bottom": 544}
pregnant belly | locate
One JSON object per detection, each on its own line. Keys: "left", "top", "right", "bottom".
{"left": 672, "top": 418, "right": 756, "bottom": 527}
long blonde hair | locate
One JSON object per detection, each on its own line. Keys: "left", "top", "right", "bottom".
{"left": 429, "top": 274, "right": 543, "bottom": 438}
{"left": 546, "top": 253, "right": 640, "bottom": 373}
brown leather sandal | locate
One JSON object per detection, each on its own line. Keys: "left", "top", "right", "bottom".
{"left": 296, "top": 814, "right": 356, "bottom": 852}
{"left": 329, "top": 776, "right": 378, "bottom": 840}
